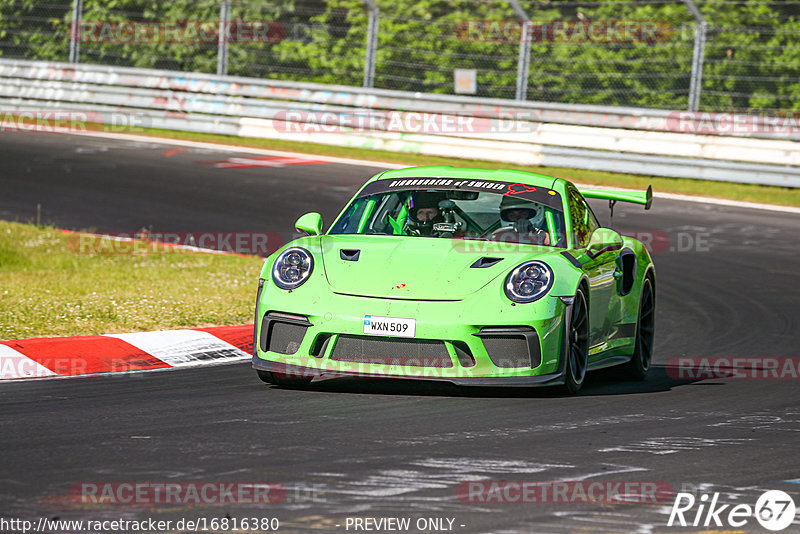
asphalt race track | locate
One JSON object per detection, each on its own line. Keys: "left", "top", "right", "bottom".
{"left": 1, "top": 132, "right": 799, "bottom": 533}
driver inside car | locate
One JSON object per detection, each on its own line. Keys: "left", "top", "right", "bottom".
{"left": 496, "top": 196, "right": 550, "bottom": 245}
{"left": 406, "top": 192, "right": 445, "bottom": 236}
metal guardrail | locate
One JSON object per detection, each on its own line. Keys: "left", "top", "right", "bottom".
{"left": 0, "top": 59, "right": 676, "bottom": 129}
{"left": 4, "top": 58, "right": 800, "bottom": 139}
{"left": 1, "top": 59, "right": 799, "bottom": 188}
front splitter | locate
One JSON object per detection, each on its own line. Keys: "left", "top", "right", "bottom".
{"left": 252, "top": 358, "right": 566, "bottom": 387}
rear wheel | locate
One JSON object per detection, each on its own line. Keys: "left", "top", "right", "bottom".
{"left": 624, "top": 277, "right": 655, "bottom": 381}
{"left": 562, "top": 288, "right": 589, "bottom": 394}
{"left": 257, "top": 370, "right": 312, "bottom": 387}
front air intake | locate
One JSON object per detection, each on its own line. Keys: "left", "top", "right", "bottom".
{"left": 330, "top": 335, "right": 453, "bottom": 368}
{"left": 475, "top": 327, "right": 541, "bottom": 368}
{"left": 260, "top": 313, "right": 311, "bottom": 355}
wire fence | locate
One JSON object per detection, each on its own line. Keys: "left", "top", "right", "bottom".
{"left": 0, "top": 0, "right": 799, "bottom": 111}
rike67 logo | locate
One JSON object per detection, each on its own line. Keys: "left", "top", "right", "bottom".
{"left": 668, "top": 490, "right": 796, "bottom": 531}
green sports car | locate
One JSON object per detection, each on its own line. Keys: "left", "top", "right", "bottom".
{"left": 252, "top": 166, "right": 655, "bottom": 393}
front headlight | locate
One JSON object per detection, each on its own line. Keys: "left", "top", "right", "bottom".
{"left": 504, "top": 260, "right": 553, "bottom": 303}
{"left": 272, "top": 247, "right": 314, "bottom": 290}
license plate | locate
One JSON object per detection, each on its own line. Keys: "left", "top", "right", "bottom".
{"left": 363, "top": 315, "right": 416, "bottom": 338}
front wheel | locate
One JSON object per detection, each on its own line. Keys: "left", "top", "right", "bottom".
{"left": 623, "top": 277, "right": 655, "bottom": 381}
{"left": 562, "top": 288, "right": 589, "bottom": 394}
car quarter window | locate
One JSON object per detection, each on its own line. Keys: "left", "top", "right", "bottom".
{"left": 567, "top": 186, "right": 600, "bottom": 248}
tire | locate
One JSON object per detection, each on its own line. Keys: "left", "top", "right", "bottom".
{"left": 562, "top": 287, "right": 589, "bottom": 394}
{"left": 623, "top": 277, "right": 655, "bottom": 381}
{"left": 256, "top": 370, "right": 312, "bottom": 387}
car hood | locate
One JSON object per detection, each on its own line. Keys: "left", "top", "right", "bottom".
{"left": 320, "top": 235, "right": 553, "bottom": 300}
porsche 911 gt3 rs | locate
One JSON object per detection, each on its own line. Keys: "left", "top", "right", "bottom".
{"left": 252, "top": 166, "right": 655, "bottom": 393}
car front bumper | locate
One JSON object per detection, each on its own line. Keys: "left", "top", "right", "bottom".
{"left": 253, "top": 279, "right": 570, "bottom": 385}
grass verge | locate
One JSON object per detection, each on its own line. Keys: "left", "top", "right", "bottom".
{"left": 0, "top": 221, "right": 262, "bottom": 340}
{"left": 88, "top": 124, "right": 800, "bottom": 208}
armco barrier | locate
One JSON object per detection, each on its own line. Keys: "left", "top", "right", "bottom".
{"left": 0, "top": 59, "right": 798, "bottom": 187}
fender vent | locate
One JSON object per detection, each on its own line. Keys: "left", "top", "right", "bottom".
{"left": 340, "top": 249, "right": 361, "bottom": 261}
{"left": 618, "top": 250, "right": 637, "bottom": 296}
{"left": 470, "top": 257, "right": 503, "bottom": 268}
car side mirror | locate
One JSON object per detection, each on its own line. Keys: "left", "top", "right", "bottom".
{"left": 295, "top": 212, "right": 323, "bottom": 236}
{"left": 587, "top": 228, "right": 623, "bottom": 257}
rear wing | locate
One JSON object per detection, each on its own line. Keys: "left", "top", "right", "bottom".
{"left": 579, "top": 185, "right": 653, "bottom": 210}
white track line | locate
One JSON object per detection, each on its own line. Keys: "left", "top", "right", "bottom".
{"left": 63, "top": 129, "right": 800, "bottom": 215}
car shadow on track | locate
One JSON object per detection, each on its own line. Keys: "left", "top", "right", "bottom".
{"left": 264, "top": 364, "right": 708, "bottom": 398}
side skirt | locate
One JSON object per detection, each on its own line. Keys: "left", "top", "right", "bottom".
{"left": 587, "top": 354, "right": 633, "bottom": 372}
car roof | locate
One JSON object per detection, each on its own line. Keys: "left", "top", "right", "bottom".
{"left": 370, "top": 166, "right": 563, "bottom": 190}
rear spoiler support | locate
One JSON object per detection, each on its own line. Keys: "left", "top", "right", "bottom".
{"left": 579, "top": 185, "right": 653, "bottom": 211}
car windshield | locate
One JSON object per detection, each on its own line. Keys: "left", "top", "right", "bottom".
{"left": 330, "top": 178, "right": 567, "bottom": 247}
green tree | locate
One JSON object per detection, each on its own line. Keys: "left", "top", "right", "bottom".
{"left": 1, "top": 0, "right": 798, "bottom": 111}
{"left": 0, "top": 0, "right": 72, "bottom": 61}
